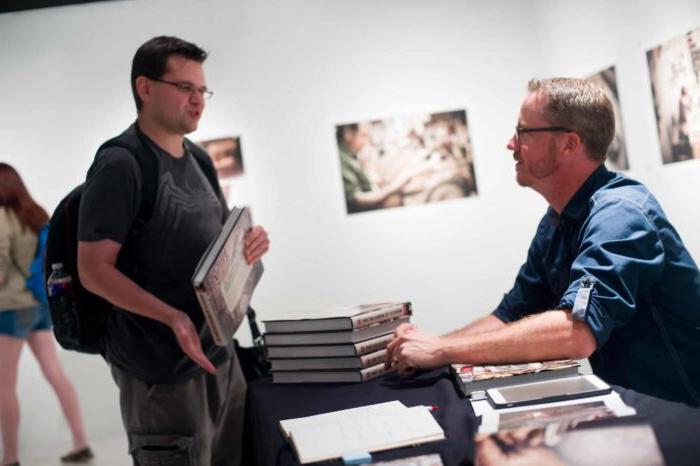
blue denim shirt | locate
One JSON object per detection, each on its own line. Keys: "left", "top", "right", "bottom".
{"left": 493, "top": 165, "right": 700, "bottom": 406}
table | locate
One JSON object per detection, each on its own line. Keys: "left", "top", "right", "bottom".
{"left": 243, "top": 368, "right": 700, "bottom": 466}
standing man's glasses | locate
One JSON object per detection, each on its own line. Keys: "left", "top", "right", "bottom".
{"left": 150, "top": 77, "right": 214, "bottom": 99}
{"left": 514, "top": 126, "right": 571, "bottom": 143}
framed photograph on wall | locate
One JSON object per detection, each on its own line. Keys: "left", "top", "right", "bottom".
{"left": 198, "top": 136, "right": 250, "bottom": 208}
{"left": 336, "top": 109, "right": 477, "bottom": 215}
{"left": 647, "top": 26, "right": 700, "bottom": 164}
{"left": 588, "top": 66, "right": 629, "bottom": 171}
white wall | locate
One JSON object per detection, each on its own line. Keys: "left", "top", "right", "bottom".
{"left": 1, "top": 0, "right": 698, "bottom": 454}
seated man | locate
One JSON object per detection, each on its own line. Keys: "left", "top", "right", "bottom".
{"left": 386, "top": 77, "right": 700, "bottom": 407}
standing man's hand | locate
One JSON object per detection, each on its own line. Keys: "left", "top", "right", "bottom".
{"left": 169, "top": 310, "right": 217, "bottom": 375}
{"left": 385, "top": 324, "right": 447, "bottom": 375}
{"left": 244, "top": 225, "right": 270, "bottom": 264}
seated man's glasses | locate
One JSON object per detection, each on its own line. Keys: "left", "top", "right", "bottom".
{"left": 514, "top": 126, "right": 571, "bottom": 144}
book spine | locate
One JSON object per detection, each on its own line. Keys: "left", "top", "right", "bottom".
{"left": 195, "top": 286, "right": 224, "bottom": 346}
{"left": 354, "top": 334, "right": 394, "bottom": 355}
{"left": 359, "top": 349, "right": 387, "bottom": 369}
{"left": 361, "top": 363, "right": 391, "bottom": 381}
{"left": 350, "top": 302, "right": 411, "bottom": 329}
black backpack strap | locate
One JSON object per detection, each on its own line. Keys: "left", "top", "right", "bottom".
{"left": 185, "top": 138, "right": 227, "bottom": 212}
{"left": 96, "top": 123, "right": 159, "bottom": 236}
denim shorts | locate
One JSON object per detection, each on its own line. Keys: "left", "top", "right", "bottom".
{"left": 0, "top": 304, "right": 52, "bottom": 338}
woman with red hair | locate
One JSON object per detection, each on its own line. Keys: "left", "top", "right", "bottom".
{"left": 0, "top": 163, "right": 92, "bottom": 465}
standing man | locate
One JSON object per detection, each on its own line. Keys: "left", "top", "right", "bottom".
{"left": 78, "top": 36, "right": 270, "bottom": 465}
{"left": 387, "top": 78, "right": 700, "bottom": 407}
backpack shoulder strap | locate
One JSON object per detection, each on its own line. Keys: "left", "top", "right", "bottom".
{"left": 184, "top": 138, "right": 227, "bottom": 210}
{"left": 97, "top": 123, "right": 159, "bottom": 234}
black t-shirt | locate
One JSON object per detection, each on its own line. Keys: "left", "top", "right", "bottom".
{"left": 78, "top": 134, "right": 232, "bottom": 384}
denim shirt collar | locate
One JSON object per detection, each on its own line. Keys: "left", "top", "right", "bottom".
{"left": 548, "top": 164, "right": 613, "bottom": 227}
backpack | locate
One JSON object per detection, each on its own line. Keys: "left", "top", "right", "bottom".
{"left": 26, "top": 223, "right": 49, "bottom": 306}
{"left": 45, "top": 123, "right": 223, "bottom": 354}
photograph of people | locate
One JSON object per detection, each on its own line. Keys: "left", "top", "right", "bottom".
{"left": 587, "top": 66, "right": 628, "bottom": 171}
{"left": 337, "top": 110, "right": 477, "bottom": 214}
{"left": 647, "top": 26, "right": 700, "bottom": 163}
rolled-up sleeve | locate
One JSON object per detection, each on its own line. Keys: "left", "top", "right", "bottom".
{"left": 558, "top": 198, "right": 665, "bottom": 349}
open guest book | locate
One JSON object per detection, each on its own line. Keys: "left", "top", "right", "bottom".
{"left": 192, "top": 206, "right": 264, "bottom": 346}
{"left": 279, "top": 401, "right": 445, "bottom": 464}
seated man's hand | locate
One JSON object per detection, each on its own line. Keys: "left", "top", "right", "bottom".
{"left": 244, "top": 225, "right": 270, "bottom": 264}
{"left": 385, "top": 325, "right": 446, "bottom": 375}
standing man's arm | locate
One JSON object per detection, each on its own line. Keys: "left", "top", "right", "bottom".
{"left": 78, "top": 239, "right": 217, "bottom": 374}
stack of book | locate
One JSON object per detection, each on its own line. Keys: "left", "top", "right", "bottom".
{"left": 263, "top": 302, "right": 412, "bottom": 383}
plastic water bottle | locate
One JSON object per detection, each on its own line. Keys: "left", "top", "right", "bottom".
{"left": 47, "top": 262, "right": 79, "bottom": 344}
{"left": 47, "top": 263, "right": 73, "bottom": 300}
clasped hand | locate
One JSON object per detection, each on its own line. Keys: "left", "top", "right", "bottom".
{"left": 385, "top": 323, "right": 446, "bottom": 375}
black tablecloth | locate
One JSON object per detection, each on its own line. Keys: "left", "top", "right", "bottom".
{"left": 243, "top": 368, "right": 700, "bottom": 466}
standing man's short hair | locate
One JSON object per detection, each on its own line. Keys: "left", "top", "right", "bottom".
{"left": 131, "top": 36, "right": 208, "bottom": 111}
{"left": 528, "top": 78, "right": 615, "bottom": 162}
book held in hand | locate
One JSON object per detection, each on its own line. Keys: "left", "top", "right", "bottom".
{"left": 192, "top": 207, "right": 264, "bottom": 346}
{"left": 451, "top": 360, "right": 580, "bottom": 397}
{"left": 263, "top": 302, "right": 412, "bottom": 333}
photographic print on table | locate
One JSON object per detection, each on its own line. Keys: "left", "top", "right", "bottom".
{"left": 336, "top": 109, "right": 477, "bottom": 215}
{"left": 198, "top": 136, "right": 245, "bottom": 205}
{"left": 647, "top": 26, "right": 700, "bottom": 164}
{"left": 588, "top": 66, "right": 629, "bottom": 170}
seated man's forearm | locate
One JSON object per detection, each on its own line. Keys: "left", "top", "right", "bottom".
{"left": 442, "top": 314, "right": 506, "bottom": 338}
{"left": 442, "top": 310, "right": 596, "bottom": 365}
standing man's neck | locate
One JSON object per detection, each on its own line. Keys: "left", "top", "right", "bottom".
{"left": 137, "top": 115, "right": 186, "bottom": 158}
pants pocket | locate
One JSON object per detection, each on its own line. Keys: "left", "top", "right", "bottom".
{"left": 130, "top": 434, "right": 196, "bottom": 466}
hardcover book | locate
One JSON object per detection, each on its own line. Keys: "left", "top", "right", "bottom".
{"left": 270, "top": 348, "right": 387, "bottom": 371}
{"left": 451, "top": 360, "right": 580, "bottom": 397}
{"left": 266, "top": 333, "right": 394, "bottom": 359}
{"left": 474, "top": 416, "right": 665, "bottom": 466}
{"left": 281, "top": 402, "right": 445, "bottom": 463}
{"left": 264, "top": 316, "right": 409, "bottom": 346}
{"left": 263, "top": 302, "right": 412, "bottom": 333}
{"left": 192, "top": 207, "right": 264, "bottom": 346}
{"left": 272, "top": 362, "right": 391, "bottom": 384}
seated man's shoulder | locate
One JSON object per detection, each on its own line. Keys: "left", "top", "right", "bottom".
{"left": 591, "top": 176, "right": 659, "bottom": 214}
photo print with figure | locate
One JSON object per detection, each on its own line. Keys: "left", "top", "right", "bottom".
{"left": 588, "top": 66, "right": 629, "bottom": 171}
{"left": 336, "top": 109, "right": 478, "bottom": 215}
{"left": 647, "top": 26, "right": 700, "bottom": 164}
{"left": 198, "top": 136, "right": 251, "bottom": 208}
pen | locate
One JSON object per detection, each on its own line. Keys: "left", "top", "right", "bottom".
{"left": 418, "top": 405, "right": 439, "bottom": 412}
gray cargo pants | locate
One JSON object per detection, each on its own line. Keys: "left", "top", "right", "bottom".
{"left": 111, "top": 355, "right": 246, "bottom": 466}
